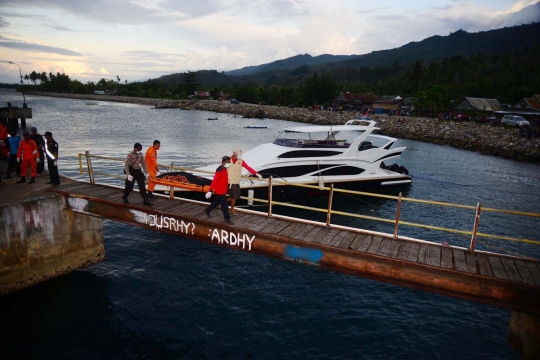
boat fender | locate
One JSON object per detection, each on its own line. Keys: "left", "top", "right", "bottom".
{"left": 248, "top": 189, "right": 254, "bottom": 207}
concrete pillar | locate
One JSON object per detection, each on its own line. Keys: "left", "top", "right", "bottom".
{"left": 0, "top": 195, "right": 104, "bottom": 295}
{"left": 508, "top": 311, "right": 540, "bottom": 360}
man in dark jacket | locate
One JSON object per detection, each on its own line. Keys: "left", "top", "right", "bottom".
{"left": 205, "top": 156, "right": 233, "bottom": 225}
{"left": 44, "top": 131, "right": 60, "bottom": 186}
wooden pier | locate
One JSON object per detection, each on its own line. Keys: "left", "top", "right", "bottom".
{"left": 50, "top": 181, "right": 540, "bottom": 316}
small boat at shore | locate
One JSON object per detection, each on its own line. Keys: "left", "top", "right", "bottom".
{"left": 207, "top": 118, "right": 218, "bottom": 120}
{"left": 245, "top": 126, "right": 267, "bottom": 129}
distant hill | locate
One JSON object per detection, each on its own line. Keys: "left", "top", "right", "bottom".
{"left": 150, "top": 21, "right": 540, "bottom": 88}
{"left": 225, "top": 54, "right": 357, "bottom": 76}
{"left": 329, "top": 21, "right": 540, "bottom": 70}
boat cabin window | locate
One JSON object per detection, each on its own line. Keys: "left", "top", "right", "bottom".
{"left": 259, "top": 164, "right": 335, "bottom": 178}
{"left": 358, "top": 141, "right": 376, "bottom": 151}
{"left": 278, "top": 150, "right": 342, "bottom": 158}
{"left": 317, "top": 166, "right": 365, "bottom": 176}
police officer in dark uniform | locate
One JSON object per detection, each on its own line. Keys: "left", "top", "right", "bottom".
{"left": 123, "top": 142, "right": 153, "bottom": 206}
{"left": 44, "top": 131, "right": 60, "bottom": 186}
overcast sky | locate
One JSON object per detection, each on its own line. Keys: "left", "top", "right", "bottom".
{"left": 0, "top": 0, "right": 538, "bottom": 83}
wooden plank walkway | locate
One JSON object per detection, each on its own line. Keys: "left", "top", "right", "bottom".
{"left": 50, "top": 182, "right": 540, "bottom": 315}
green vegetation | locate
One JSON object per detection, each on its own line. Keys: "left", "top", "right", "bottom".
{"left": 12, "top": 23, "right": 540, "bottom": 112}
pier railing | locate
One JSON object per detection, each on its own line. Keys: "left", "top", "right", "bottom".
{"left": 78, "top": 152, "right": 540, "bottom": 256}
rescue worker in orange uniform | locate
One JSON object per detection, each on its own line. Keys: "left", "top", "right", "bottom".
{"left": 16, "top": 130, "right": 40, "bottom": 184}
{"left": 145, "top": 140, "right": 161, "bottom": 198}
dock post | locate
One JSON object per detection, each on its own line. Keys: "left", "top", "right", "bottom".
{"left": 267, "top": 176, "right": 273, "bottom": 217}
{"left": 326, "top": 184, "right": 334, "bottom": 227}
{"left": 20, "top": 102, "right": 27, "bottom": 129}
{"left": 469, "top": 202, "right": 481, "bottom": 252}
{"left": 394, "top": 192, "right": 402, "bottom": 240}
{"left": 85, "top": 151, "right": 95, "bottom": 184}
{"left": 508, "top": 311, "right": 540, "bottom": 360}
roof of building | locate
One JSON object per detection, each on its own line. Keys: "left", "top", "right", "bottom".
{"left": 334, "top": 92, "right": 379, "bottom": 103}
{"left": 463, "top": 97, "right": 501, "bottom": 111}
{"left": 524, "top": 97, "right": 540, "bottom": 109}
{"left": 195, "top": 91, "right": 210, "bottom": 97}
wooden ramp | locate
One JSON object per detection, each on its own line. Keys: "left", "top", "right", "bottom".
{"left": 50, "top": 182, "right": 540, "bottom": 315}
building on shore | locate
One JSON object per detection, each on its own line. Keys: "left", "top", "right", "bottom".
{"left": 514, "top": 94, "right": 540, "bottom": 112}
{"left": 331, "top": 92, "right": 379, "bottom": 110}
{"left": 453, "top": 97, "right": 501, "bottom": 113}
{"left": 372, "top": 97, "right": 404, "bottom": 113}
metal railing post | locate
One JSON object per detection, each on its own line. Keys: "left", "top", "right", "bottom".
{"left": 470, "top": 202, "right": 481, "bottom": 252}
{"left": 267, "top": 176, "right": 273, "bottom": 217}
{"left": 85, "top": 151, "right": 95, "bottom": 184}
{"left": 170, "top": 186, "right": 174, "bottom": 200}
{"left": 78, "top": 153, "right": 83, "bottom": 175}
{"left": 326, "top": 184, "right": 334, "bottom": 227}
{"left": 393, "top": 192, "right": 402, "bottom": 240}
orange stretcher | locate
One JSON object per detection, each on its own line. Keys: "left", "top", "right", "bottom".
{"left": 148, "top": 176, "right": 210, "bottom": 193}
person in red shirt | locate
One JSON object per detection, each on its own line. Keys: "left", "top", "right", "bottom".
{"left": 205, "top": 156, "right": 233, "bottom": 225}
{"left": 16, "top": 130, "right": 40, "bottom": 184}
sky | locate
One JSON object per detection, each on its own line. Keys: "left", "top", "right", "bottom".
{"left": 0, "top": 0, "right": 538, "bottom": 84}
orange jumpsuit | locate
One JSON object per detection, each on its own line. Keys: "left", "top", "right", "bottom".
{"left": 17, "top": 139, "right": 38, "bottom": 177}
{"left": 145, "top": 145, "right": 159, "bottom": 192}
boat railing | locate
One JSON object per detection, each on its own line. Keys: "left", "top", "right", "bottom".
{"left": 78, "top": 151, "right": 540, "bottom": 258}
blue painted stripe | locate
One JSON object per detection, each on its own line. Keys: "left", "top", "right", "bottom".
{"left": 284, "top": 245, "right": 323, "bottom": 264}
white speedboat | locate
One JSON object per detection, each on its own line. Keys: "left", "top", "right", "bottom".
{"left": 155, "top": 119, "right": 411, "bottom": 200}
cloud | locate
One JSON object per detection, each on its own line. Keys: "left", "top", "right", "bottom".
{"left": 0, "top": 0, "right": 221, "bottom": 25}
{"left": 99, "top": 67, "right": 109, "bottom": 74}
{"left": 0, "top": 39, "right": 84, "bottom": 56}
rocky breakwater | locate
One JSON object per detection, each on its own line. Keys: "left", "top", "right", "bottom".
{"left": 29, "top": 93, "right": 540, "bottom": 162}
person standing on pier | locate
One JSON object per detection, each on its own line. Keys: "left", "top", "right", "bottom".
{"left": 5, "top": 131, "right": 21, "bottom": 179}
{"left": 30, "top": 127, "right": 45, "bottom": 176}
{"left": 123, "top": 142, "right": 153, "bottom": 206}
{"left": 227, "top": 149, "right": 262, "bottom": 215}
{"left": 44, "top": 131, "right": 60, "bottom": 186}
{"left": 205, "top": 156, "right": 234, "bottom": 225}
{"left": 145, "top": 140, "right": 161, "bottom": 199}
{"left": 16, "top": 131, "right": 39, "bottom": 184}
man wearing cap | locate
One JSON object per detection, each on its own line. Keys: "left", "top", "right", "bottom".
{"left": 205, "top": 156, "right": 234, "bottom": 225}
{"left": 44, "top": 131, "right": 60, "bottom": 186}
{"left": 123, "top": 143, "right": 153, "bottom": 206}
{"left": 30, "top": 126, "right": 45, "bottom": 176}
{"left": 16, "top": 130, "right": 39, "bottom": 184}
{"left": 228, "top": 149, "right": 262, "bottom": 215}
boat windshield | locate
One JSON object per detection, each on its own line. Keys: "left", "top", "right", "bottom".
{"left": 273, "top": 129, "right": 367, "bottom": 148}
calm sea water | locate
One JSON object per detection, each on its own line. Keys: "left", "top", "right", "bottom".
{"left": 1, "top": 91, "right": 539, "bottom": 359}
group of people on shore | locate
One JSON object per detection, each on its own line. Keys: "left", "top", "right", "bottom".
{"left": 122, "top": 142, "right": 262, "bottom": 226}
{"left": 0, "top": 121, "right": 60, "bottom": 186}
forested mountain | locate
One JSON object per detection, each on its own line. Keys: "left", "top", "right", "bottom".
{"left": 225, "top": 54, "right": 357, "bottom": 76}
{"left": 152, "top": 22, "right": 540, "bottom": 90}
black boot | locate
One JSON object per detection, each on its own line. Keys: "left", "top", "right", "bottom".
{"left": 28, "top": 177, "right": 36, "bottom": 184}
{"left": 122, "top": 196, "right": 129, "bottom": 204}
{"left": 147, "top": 191, "right": 155, "bottom": 199}
{"left": 16, "top": 177, "right": 26, "bottom": 183}
{"left": 143, "top": 198, "right": 153, "bottom": 206}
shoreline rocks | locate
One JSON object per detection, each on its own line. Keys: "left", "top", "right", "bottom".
{"left": 29, "top": 92, "right": 540, "bottom": 163}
